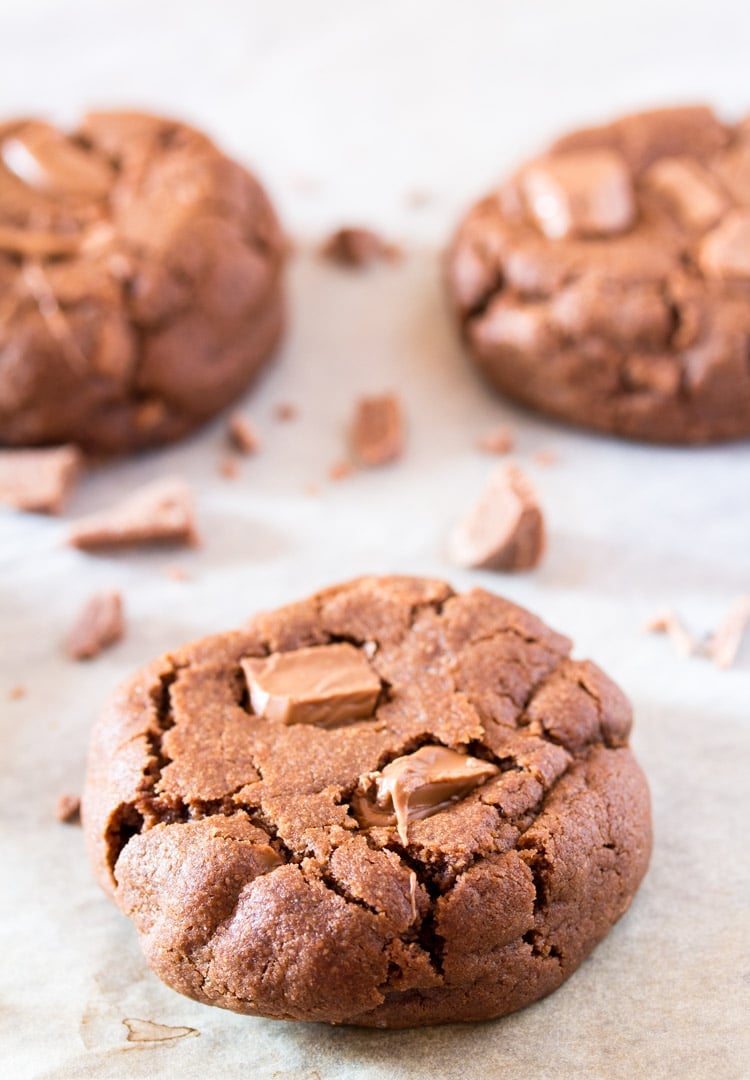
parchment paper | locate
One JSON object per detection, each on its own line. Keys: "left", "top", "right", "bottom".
{"left": 1, "top": 3, "right": 749, "bottom": 1078}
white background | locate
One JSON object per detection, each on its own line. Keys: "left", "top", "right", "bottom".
{"left": 1, "top": 2, "right": 748, "bottom": 1078}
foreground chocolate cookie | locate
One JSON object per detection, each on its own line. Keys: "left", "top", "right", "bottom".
{"left": 448, "top": 105, "right": 750, "bottom": 443}
{"left": 83, "top": 576, "right": 651, "bottom": 1027}
{"left": 0, "top": 112, "right": 285, "bottom": 454}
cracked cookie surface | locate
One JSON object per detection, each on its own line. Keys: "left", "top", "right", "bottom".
{"left": 0, "top": 111, "right": 285, "bottom": 454}
{"left": 83, "top": 575, "right": 651, "bottom": 1027}
{"left": 447, "top": 105, "right": 750, "bottom": 444}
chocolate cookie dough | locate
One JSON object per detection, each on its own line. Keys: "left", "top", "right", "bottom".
{"left": 447, "top": 105, "right": 750, "bottom": 443}
{"left": 0, "top": 112, "right": 285, "bottom": 454}
{"left": 83, "top": 576, "right": 651, "bottom": 1027}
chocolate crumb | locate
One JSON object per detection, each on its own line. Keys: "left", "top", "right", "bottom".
{"left": 66, "top": 591, "right": 125, "bottom": 660}
{"left": 55, "top": 793, "right": 81, "bottom": 824}
{"left": 227, "top": 413, "right": 260, "bottom": 455}
{"left": 274, "top": 402, "right": 297, "bottom": 422}
{"left": 8, "top": 685, "right": 26, "bottom": 701}
{"left": 321, "top": 227, "right": 400, "bottom": 268}
{"left": 532, "top": 450, "right": 560, "bottom": 467}
{"left": 68, "top": 478, "right": 197, "bottom": 550}
{"left": 219, "top": 456, "right": 240, "bottom": 480}
{"left": 329, "top": 460, "right": 354, "bottom": 482}
{"left": 405, "top": 189, "right": 433, "bottom": 209}
{"left": 478, "top": 428, "right": 515, "bottom": 455}
{"left": 122, "top": 1018, "right": 199, "bottom": 1044}
{"left": 449, "top": 464, "right": 545, "bottom": 572}
{"left": 351, "top": 394, "right": 404, "bottom": 466}
{"left": 706, "top": 596, "right": 750, "bottom": 669}
{"left": 0, "top": 445, "right": 83, "bottom": 514}
{"left": 643, "top": 610, "right": 699, "bottom": 657}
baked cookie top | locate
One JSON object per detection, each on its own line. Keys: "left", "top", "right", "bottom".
{"left": 0, "top": 112, "right": 285, "bottom": 453}
{"left": 83, "top": 576, "right": 651, "bottom": 1027}
{"left": 448, "top": 106, "right": 750, "bottom": 443}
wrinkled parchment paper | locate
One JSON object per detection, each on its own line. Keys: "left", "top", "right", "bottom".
{"left": 2, "top": 2, "right": 749, "bottom": 1077}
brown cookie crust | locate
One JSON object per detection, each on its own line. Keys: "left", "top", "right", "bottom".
{"left": 447, "top": 105, "right": 750, "bottom": 444}
{"left": 0, "top": 112, "right": 285, "bottom": 454}
{"left": 83, "top": 576, "right": 651, "bottom": 1027}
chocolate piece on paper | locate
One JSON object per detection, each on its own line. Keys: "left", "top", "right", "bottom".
{"left": 55, "top": 793, "right": 82, "bottom": 824}
{"left": 68, "top": 478, "right": 197, "bottom": 550}
{"left": 321, "top": 227, "right": 399, "bottom": 268}
{"left": 241, "top": 643, "right": 381, "bottom": 727}
{"left": 227, "top": 413, "right": 259, "bottom": 455}
{"left": 643, "top": 609, "right": 699, "bottom": 657}
{"left": 706, "top": 596, "right": 750, "bottom": 669}
{"left": 351, "top": 394, "right": 404, "bottom": 466}
{"left": 477, "top": 428, "right": 514, "bottom": 455}
{"left": 449, "top": 464, "right": 545, "bottom": 572}
{"left": 274, "top": 402, "right": 297, "bottom": 422}
{"left": 65, "top": 590, "right": 125, "bottom": 660}
{"left": 0, "top": 445, "right": 83, "bottom": 514}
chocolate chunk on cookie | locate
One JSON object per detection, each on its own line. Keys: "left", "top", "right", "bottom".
{"left": 447, "top": 105, "right": 750, "bottom": 443}
{"left": 82, "top": 575, "right": 651, "bottom": 1027}
{"left": 0, "top": 111, "right": 286, "bottom": 454}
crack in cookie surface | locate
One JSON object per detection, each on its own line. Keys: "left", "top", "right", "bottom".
{"left": 447, "top": 105, "right": 750, "bottom": 444}
{"left": 84, "top": 575, "right": 652, "bottom": 1027}
{"left": 0, "top": 111, "right": 286, "bottom": 453}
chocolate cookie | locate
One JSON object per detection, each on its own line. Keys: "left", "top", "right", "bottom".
{"left": 83, "top": 576, "right": 651, "bottom": 1027}
{"left": 447, "top": 105, "right": 750, "bottom": 443}
{"left": 0, "top": 112, "right": 285, "bottom": 454}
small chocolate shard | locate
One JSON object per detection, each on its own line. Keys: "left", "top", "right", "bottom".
{"left": 241, "top": 643, "right": 381, "bottom": 727}
{"left": 449, "top": 464, "right": 545, "bottom": 572}
{"left": 532, "top": 449, "right": 559, "bottom": 467}
{"left": 706, "top": 596, "right": 750, "bottom": 670}
{"left": 522, "top": 149, "right": 636, "bottom": 239}
{"left": 351, "top": 394, "right": 404, "bottom": 467}
{"left": 643, "top": 609, "right": 699, "bottom": 657}
{"left": 405, "top": 189, "right": 433, "bottom": 209}
{"left": 66, "top": 591, "right": 125, "bottom": 660}
{"left": 478, "top": 428, "right": 514, "bottom": 455}
{"left": 274, "top": 402, "right": 297, "bottom": 422}
{"left": 329, "top": 460, "right": 354, "bottom": 481}
{"left": 219, "top": 456, "right": 240, "bottom": 480}
{"left": 55, "top": 793, "right": 81, "bottom": 824}
{"left": 227, "top": 413, "right": 260, "bottom": 454}
{"left": 355, "top": 745, "right": 500, "bottom": 844}
{"left": 67, "top": 478, "right": 197, "bottom": 550}
{"left": 123, "top": 1018, "right": 199, "bottom": 1044}
{"left": 0, "top": 445, "right": 83, "bottom": 514}
{"left": 165, "top": 565, "right": 189, "bottom": 582}
{"left": 321, "top": 227, "right": 399, "bottom": 268}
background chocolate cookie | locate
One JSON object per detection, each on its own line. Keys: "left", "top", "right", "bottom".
{"left": 83, "top": 576, "right": 651, "bottom": 1027}
{"left": 0, "top": 112, "right": 285, "bottom": 454}
{"left": 448, "top": 106, "right": 750, "bottom": 443}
